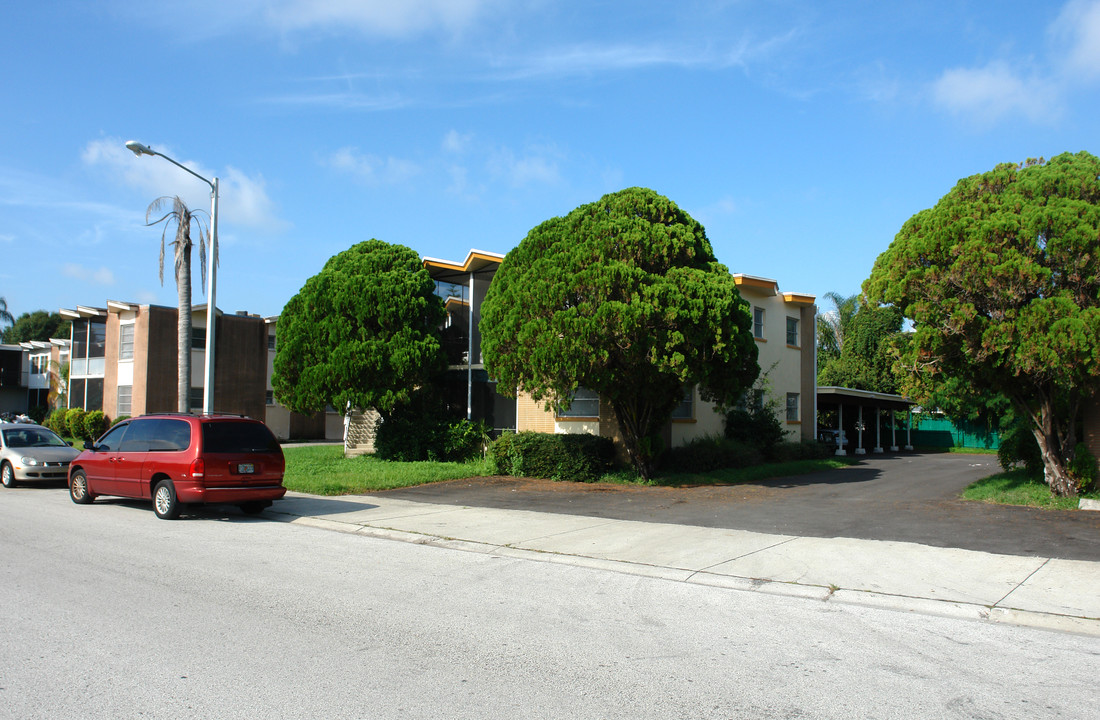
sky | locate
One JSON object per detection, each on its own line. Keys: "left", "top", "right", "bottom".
{"left": 2, "top": 0, "right": 1099, "bottom": 323}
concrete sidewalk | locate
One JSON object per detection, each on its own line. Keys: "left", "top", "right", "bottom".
{"left": 269, "top": 492, "right": 1100, "bottom": 636}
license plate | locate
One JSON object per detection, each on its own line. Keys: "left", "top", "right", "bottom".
{"left": 238, "top": 463, "right": 255, "bottom": 474}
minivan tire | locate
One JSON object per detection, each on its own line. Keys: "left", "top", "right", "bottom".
{"left": 70, "top": 469, "right": 94, "bottom": 504}
{"left": 152, "top": 479, "right": 180, "bottom": 520}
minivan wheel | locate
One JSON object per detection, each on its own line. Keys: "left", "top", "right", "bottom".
{"left": 152, "top": 479, "right": 180, "bottom": 520}
{"left": 1, "top": 462, "right": 17, "bottom": 488}
{"left": 70, "top": 470, "right": 94, "bottom": 504}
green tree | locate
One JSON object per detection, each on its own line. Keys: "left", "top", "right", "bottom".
{"left": 480, "top": 187, "right": 759, "bottom": 480}
{"left": 865, "top": 152, "right": 1100, "bottom": 496}
{"left": 144, "top": 196, "right": 211, "bottom": 414}
{"left": 273, "top": 239, "right": 446, "bottom": 417}
{"left": 817, "top": 304, "right": 903, "bottom": 394}
{"left": 1, "top": 310, "right": 68, "bottom": 344}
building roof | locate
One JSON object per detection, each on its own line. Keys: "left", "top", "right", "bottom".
{"left": 423, "top": 250, "right": 505, "bottom": 282}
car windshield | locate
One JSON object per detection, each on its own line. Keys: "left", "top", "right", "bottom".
{"left": 202, "top": 421, "right": 279, "bottom": 454}
{"left": 3, "top": 428, "right": 68, "bottom": 448}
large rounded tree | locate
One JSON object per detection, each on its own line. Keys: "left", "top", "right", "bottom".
{"left": 480, "top": 187, "right": 759, "bottom": 479}
{"left": 865, "top": 152, "right": 1100, "bottom": 496}
{"left": 273, "top": 240, "right": 446, "bottom": 417}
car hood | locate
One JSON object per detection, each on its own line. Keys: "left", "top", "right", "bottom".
{"left": 13, "top": 446, "right": 82, "bottom": 462}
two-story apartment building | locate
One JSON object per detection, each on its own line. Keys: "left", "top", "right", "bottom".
{"left": 414, "top": 250, "right": 817, "bottom": 455}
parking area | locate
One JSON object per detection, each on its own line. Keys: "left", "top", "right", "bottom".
{"left": 379, "top": 452, "right": 1100, "bottom": 562}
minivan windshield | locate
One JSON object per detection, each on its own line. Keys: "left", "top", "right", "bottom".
{"left": 202, "top": 421, "right": 280, "bottom": 454}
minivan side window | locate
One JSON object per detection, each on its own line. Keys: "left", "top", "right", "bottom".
{"left": 95, "top": 423, "right": 130, "bottom": 452}
{"left": 118, "top": 418, "right": 192, "bottom": 452}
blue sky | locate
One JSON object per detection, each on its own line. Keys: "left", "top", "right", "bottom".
{"left": 2, "top": 0, "right": 1098, "bottom": 322}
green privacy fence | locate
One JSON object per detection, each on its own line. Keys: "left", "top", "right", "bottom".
{"left": 909, "top": 415, "right": 1000, "bottom": 450}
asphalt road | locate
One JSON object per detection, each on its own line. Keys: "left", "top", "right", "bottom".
{"left": 379, "top": 452, "right": 1100, "bottom": 561}
{"left": 1, "top": 488, "right": 1096, "bottom": 720}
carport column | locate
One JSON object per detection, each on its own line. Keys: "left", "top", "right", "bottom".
{"left": 905, "top": 409, "right": 913, "bottom": 451}
{"left": 836, "top": 403, "right": 847, "bottom": 456}
{"left": 855, "top": 405, "right": 867, "bottom": 455}
{"left": 874, "top": 406, "right": 883, "bottom": 453}
{"left": 890, "top": 409, "right": 899, "bottom": 452}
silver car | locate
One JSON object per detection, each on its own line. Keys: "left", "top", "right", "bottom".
{"left": 0, "top": 423, "right": 80, "bottom": 488}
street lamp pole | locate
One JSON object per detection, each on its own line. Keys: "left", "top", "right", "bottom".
{"left": 125, "top": 141, "right": 219, "bottom": 415}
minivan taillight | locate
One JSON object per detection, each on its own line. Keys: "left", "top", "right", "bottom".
{"left": 189, "top": 458, "right": 205, "bottom": 479}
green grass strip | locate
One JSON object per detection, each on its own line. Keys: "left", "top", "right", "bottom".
{"left": 961, "top": 468, "right": 1098, "bottom": 510}
{"left": 282, "top": 445, "right": 494, "bottom": 495}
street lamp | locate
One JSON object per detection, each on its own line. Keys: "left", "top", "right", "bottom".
{"left": 125, "top": 140, "right": 219, "bottom": 415}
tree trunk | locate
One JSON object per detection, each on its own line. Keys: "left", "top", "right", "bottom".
{"left": 611, "top": 398, "right": 658, "bottom": 481}
{"left": 1025, "top": 392, "right": 1081, "bottom": 497}
{"left": 177, "top": 239, "right": 192, "bottom": 414}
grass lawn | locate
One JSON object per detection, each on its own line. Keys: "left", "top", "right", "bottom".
{"left": 283, "top": 444, "right": 856, "bottom": 495}
{"left": 282, "top": 445, "right": 494, "bottom": 495}
{"left": 962, "top": 468, "right": 1099, "bottom": 510}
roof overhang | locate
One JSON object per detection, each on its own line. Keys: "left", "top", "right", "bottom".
{"left": 817, "top": 385, "right": 914, "bottom": 411}
{"left": 60, "top": 305, "right": 107, "bottom": 319}
{"left": 423, "top": 249, "right": 505, "bottom": 282}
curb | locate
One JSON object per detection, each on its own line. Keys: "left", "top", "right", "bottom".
{"left": 276, "top": 512, "right": 1100, "bottom": 637}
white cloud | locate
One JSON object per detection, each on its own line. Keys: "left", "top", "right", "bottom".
{"left": 931, "top": 62, "right": 1057, "bottom": 125}
{"left": 264, "top": 0, "right": 495, "bottom": 37}
{"left": 62, "top": 263, "right": 116, "bottom": 286}
{"left": 442, "top": 130, "right": 473, "bottom": 154}
{"left": 82, "top": 139, "right": 286, "bottom": 231}
{"left": 930, "top": 0, "right": 1100, "bottom": 126}
{"left": 1050, "top": 0, "right": 1100, "bottom": 81}
{"left": 324, "top": 147, "right": 421, "bottom": 185}
{"left": 487, "top": 146, "right": 561, "bottom": 187}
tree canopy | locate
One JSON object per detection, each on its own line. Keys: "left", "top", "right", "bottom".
{"left": 865, "top": 151, "right": 1100, "bottom": 496}
{"left": 816, "top": 303, "right": 903, "bottom": 394}
{"left": 480, "top": 187, "right": 759, "bottom": 479}
{"left": 272, "top": 239, "right": 446, "bottom": 416}
{"left": 1, "top": 310, "right": 68, "bottom": 344}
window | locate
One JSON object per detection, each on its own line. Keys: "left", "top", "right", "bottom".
{"left": 753, "top": 307, "right": 765, "bottom": 340}
{"left": 265, "top": 390, "right": 274, "bottom": 405}
{"left": 786, "top": 393, "right": 800, "bottom": 423}
{"left": 267, "top": 334, "right": 276, "bottom": 351}
{"left": 192, "top": 327, "right": 206, "bottom": 350}
{"left": 119, "top": 323, "right": 135, "bottom": 360}
{"left": 786, "top": 317, "right": 799, "bottom": 347}
{"left": 558, "top": 387, "right": 599, "bottom": 418}
{"left": 117, "top": 385, "right": 132, "bottom": 416}
{"left": 671, "top": 386, "right": 694, "bottom": 420}
{"left": 30, "top": 354, "right": 48, "bottom": 375}
{"left": 190, "top": 387, "right": 204, "bottom": 411}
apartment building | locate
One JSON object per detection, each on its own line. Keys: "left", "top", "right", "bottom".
{"left": 60, "top": 302, "right": 267, "bottom": 421}
{"left": 420, "top": 250, "right": 817, "bottom": 450}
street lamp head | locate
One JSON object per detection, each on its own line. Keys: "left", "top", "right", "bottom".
{"left": 125, "top": 140, "right": 155, "bottom": 157}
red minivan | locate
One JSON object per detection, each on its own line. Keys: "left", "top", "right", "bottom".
{"left": 68, "top": 414, "right": 286, "bottom": 519}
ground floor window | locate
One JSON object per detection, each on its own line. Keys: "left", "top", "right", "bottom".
{"left": 670, "top": 386, "right": 694, "bottom": 420}
{"left": 117, "top": 385, "right": 132, "bottom": 416}
{"left": 68, "top": 377, "right": 104, "bottom": 412}
{"left": 786, "top": 393, "right": 800, "bottom": 422}
{"left": 558, "top": 387, "right": 599, "bottom": 419}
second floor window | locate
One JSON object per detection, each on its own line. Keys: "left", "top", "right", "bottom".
{"left": 786, "top": 317, "right": 799, "bottom": 347}
{"left": 119, "top": 323, "right": 134, "bottom": 360}
{"left": 753, "top": 307, "right": 765, "bottom": 339}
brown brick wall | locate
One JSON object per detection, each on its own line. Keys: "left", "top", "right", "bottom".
{"left": 800, "top": 304, "right": 817, "bottom": 441}
{"left": 213, "top": 314, "right": 267, "bottom": 420}
{"left": 143, "top": 306, "right": 179, "bottom": 413}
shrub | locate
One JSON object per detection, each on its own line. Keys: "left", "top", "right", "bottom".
{"left": 490, "top": 431, "right": 615, "bottom": 482}
{"left": 1070, "top": 442, "right": 1098, "bottom": 493}
{"left": 658, "top": 434, "right": 762, "bottom": 474}
{"left": 997, "top": 419, "right": 1042, "bottom": 473}
{"left": 64, "top": 408, "right": 87, "bottom": 440}
{"left": 725, "top": 406, "right": 786, "bottom": 460}
{"left": 111, "top": 415, "right": 130, "bottom": 427}
{"left": 44, "top": 408, "right": 67, "bottom": 435}
{"left": 82, "top": 410, "right": 110, "bottom": 441}
{"left": 770, "top": 440, "right": 832, "bottom": 463}
{"left": 374, "top": 391, "right": 490, "bottom": 463}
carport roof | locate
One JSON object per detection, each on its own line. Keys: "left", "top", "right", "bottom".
{"left": 817, "top": 386, "right": 914, "bottom": 412}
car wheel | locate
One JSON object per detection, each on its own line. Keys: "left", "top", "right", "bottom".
{"left": 1, "top": 462, "right": 17, "bottom": 488}
{"left": 69, "top": 470, "right": 94, "bottom": 504}
{"left": 152, "top": 479, "right": 180, "bottom": 520}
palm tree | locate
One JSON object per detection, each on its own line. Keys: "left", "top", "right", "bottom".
{"left": 145, "top": 196, "right": 211, "bottom": 413}
{"left": 817, "top": 291, "right": 860, "bottom": 361}
{"left": 0, "top": 296, "right": 13, "bottom": 331}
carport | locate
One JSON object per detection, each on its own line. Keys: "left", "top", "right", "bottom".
{"left": 817, "top": 386, "right": 915, "bottom": 456}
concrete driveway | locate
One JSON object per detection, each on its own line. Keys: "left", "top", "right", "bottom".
{"left": 378, "top": 452, "right": 1100, "bottom": 562}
